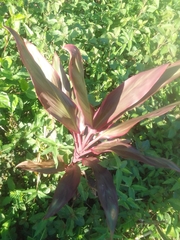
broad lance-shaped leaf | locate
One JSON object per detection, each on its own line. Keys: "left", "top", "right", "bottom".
{"left": 64, "top": 44, "right": 93, "bottom": 128}
{"left": 44, "top": 164, "right": 81, "bottom": 219}
{"left": 5, "top": 27, "right": 79, "bottom": 133}
{"left": 135, "top": 61, "right": 180, "bottom": 107}
{"left": 52, "top": 52, "right": 71, "bottom": 97}
{"left": 24, "top": 40, "right": 62, "bottom": 90}
{"left": 93, "top": 64, "right": 169, "bottom": 130}
{"left": 99, "top": 101, "right": 180, "bottom": 139}
{"left": 83, "top": 158, "right": 118, "bottom": 238}
{"left": 155, "top": 60, "right": 180, "bottom": 91}
{"left": 91, "top": 140, "right": 180, "bottom": 172}
{"left": 16, "top": 156, "right": 66, "bottom": 174}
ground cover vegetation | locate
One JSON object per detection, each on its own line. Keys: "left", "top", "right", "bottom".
{"left": 0, "top": 0, "right": 180, "bottom": 239}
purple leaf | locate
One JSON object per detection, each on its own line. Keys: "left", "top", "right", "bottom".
{"left": 24, "top": 40, "right": 62, "bottom": 90}
{"left": 52, "top": 52, "right": 71, "bottom": 97}
{"left": 63, "top": 44, "right": 93, "bottom": 128}
{"left": 83, "top": 158, "right": 119, "bottom": 237}
{"left": 44, "top": 164, "right": 81, "bottom": 219}
{"left": 99, "top": 101, "right": 180, "bottom": 139}
{"left": 16, "top": 157, "right": 66, "bottom": 174}
{"left": 92, "top": 140, "right": 180, "bottom": 172}
{"left": 156, "top": 60, "right": 180, "bottom": 90}
{"left": 5, "top": 27, "right": 79, "bottom": 132}
{"left": 93, "top": 64, "right": 170, "bottom": 130}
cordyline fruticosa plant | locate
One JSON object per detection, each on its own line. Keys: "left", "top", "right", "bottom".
{"left": 5, "top": 26, "right": 180, "bottom": 238}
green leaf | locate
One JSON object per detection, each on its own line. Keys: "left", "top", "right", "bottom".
{"left": 132, "top": 185, "right": 148, "bottom": 191}
{"left": 18, "top": 78, "right": 29, "bottom": 92}
{"left": 75, "top": 216, "right": 85, "bottom": 226}
{"left": 44, "top": 164, "right": 81, "bottom": 219}
{"left": 9, "top": 94, "right": 19, "bottom": 112}
{"left": 115, "top": 169, "right": 123, "bottom": 186}
{"left": 23, "top": 23, "right": 33, "bottom": 36}
{"left": 0, "top": 92, "right": 10, "bottom": 108}
{"left": 78, "top": 181, "right": 89, "bottom": 201}
{"left": 75, "top": 206, "right": 87, "bottom": 216}
{"left": 66, "top": 217, "right": 74, "bottom": 236}
{"left": 168, "top": 198, "right": 180, "bottom": 211}
{"left": 1, "top": 56, "right": 12, "bottom": 69}
{"left": 37, "top": 191, "right": 51, "bottom": 199}
{"left": 0, "top": 92, "right": 20, "bottom": 112}
{"left": 171, "top": 178, "right": 180, "bottom": 191}
{"left": 2, "top": 196, "right": 12, "bottom": 206}
{"left": 127, "top": 198, "right": 139, "bottom": 209}
{"left": 7, "top": 177, "right": 15, "bottom": 191}
{"left": 0, "top": 213, "right": 5, "bottom": 223}
{"left": 34, "top": 220, "right": 48, "bottom": 237}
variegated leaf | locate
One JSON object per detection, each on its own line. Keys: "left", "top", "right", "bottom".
{"left": 6, "top": 27, "right": 79, "bottom": 132}
{"left": 64, "top": 44, "right": 93, "bottom": 128}
{"left": 52, "top": 52, "right": 71, "bottom": 97}
{"left": 93, "top": 64, "right": 172, "bottom": 130}
{"left": 24, "top": 40, "right": 62, "bottom": 90}
{"left": 99, "top": 101, "right": 180, "bottom": 139}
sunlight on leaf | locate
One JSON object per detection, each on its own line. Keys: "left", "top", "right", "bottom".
{"left": 100, "top": 101, "right": 180, "bottom": 139}
{"left": 5, "top": 26, "right": 79, "bottom": 132}
{"left": 64, "top": 44, "right": 93, "bottom": 128}
{"left": 93, "top": 64, "right": 169, "bottom": 130}
{"left": 16, "top": 156, "right": 66, "bottom": 174}
{"left": 52, "top": 52, "right": 71, "bottom": 97}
